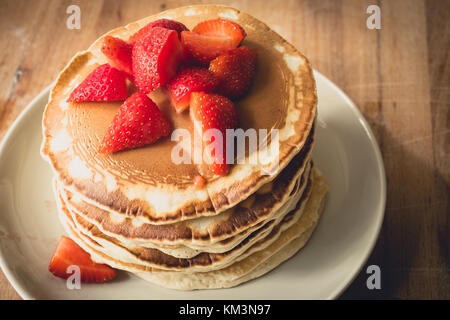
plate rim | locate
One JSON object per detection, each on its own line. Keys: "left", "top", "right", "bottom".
{"left": 0, "top": 84, "right": 53, "bottom": 300}
{"left": 313, "top": 71, "right": 386, "bottom": 299}
{"left": 0, "top": 71, "right": 386, "bottom": 300}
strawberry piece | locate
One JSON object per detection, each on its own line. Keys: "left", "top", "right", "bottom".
{"left": 181, "top": 31, "right": 234, "bottom": 65}
{"left": 209, "top": 46, "right": 257, "bottom": 99}
{"left": 190, "top": 92, "right": 238, "bottom": 176}
{"left": 101, "top": 36, "right": 133, "bottom": 75}
{"left": 49, "top": 236, "right": 116, "bottom": 283}
{"left": 129, "top": 19, "right": 189, "bottom": 44}
{"left": 132, "top": 27, "right": 183, "bottom": 94}
{"left": 166, "top": 67, "right": 219, "bottom": 113}
{"left": 99, "top": 92, "right": 171, "bottom": 153}
{"left": 67, "top": 64, "right": 128, "bottom": 102}
{"left": 193, "top": 19, "right": 246, "bottom": 48}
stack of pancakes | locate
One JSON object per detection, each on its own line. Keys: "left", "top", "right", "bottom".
{"left": 41, "top": 5, "right": 327, "bottom": 290}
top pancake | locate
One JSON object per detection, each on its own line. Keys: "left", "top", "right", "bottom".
{"left": 41, "top": 5, "right": 317, "bottom": 224}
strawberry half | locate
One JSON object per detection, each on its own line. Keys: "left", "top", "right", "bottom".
{"left": 209, "top": 46, "right": 257, "bottom": 99}
{"left": 132, "top": 27, "right": 183, "bottom": 94}
{"left": 129, "top": 19, "right": 189, "bottom": 44}
{"left": 99, "top": 92, "right": 171, "bottom": 153}
{"left": 190, "top": 92, "right": 238, "bottom": 176}
{"left": 101, "top": 36, "right": 133, "bottom": 75}
{"left": 67, "top": 64, "right": 128, "bottom": 102}
{"left": 166, "top": 67, "right": 219, "bottom": 113}
{"left": 181, "top": 31, "right": 234, "bottom": 65}
{"left": 49, "top": 236, "right": 117, "bottom": 283}
{"left": 193, "top": 18, "right": 246, "bottom": 48}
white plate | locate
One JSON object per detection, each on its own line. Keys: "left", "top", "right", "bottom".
{"left": 0, "top": 71, "right": 386, "bottom": 300}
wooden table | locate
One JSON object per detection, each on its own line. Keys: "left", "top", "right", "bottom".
{"left": 0, "top": 0, "right": 448, "bottom": 300}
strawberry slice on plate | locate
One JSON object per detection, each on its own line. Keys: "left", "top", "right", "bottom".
{"left": 101, "top": 36, "right": 133, "bottom": 75}
{"left": 209, "top": 46, "right": 257, "bottom": 99}
{"left": 166, "top": 67, "right": 219, "bottom": 113}
{"left": 181, "top": 31, "right": 234, "bottom": 65}
{"left": 99, "top": 92, "right": 171, "bottom": 153}
{"left": 49, "top": 236, "right": 117, "bottom": 283}
{"left": 67, "top": 64, "right": 128, "bottom": 102}
{"left": 129, "top": 19, "right": 189, "bottom": 44}
{"left": 193, "top": 18, "right": 246, "bottom": 48}
{"left": 132, "top": 27, "right": 183, "bottom": 94}
{"left": 190, "top": 92, "right": 239, "bottom": 176}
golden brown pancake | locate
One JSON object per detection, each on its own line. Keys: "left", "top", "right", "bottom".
{"left": 57, "top": 161, "right": 312, "bottom": 259}
{"left": 58, "top": 168, "right": 328, "bottom": 290}
{"left": 57, "top": 171, "right": 313, "bottom": 271}
{"left": 58, "top": 130, "right": 313, "bottom": 250}
{"left": 42, "top": 4, "right": 325, "bottom": 290}
{"left": 41, "top": 5, "right": 317, "bottom": 224}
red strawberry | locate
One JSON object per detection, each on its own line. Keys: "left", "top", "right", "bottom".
{"left": 193, "top": 19, "right": 246, "bottom": 48}
{"left": 181, "top": 31, "right": 234, "bottom": 65}
{"left": 132, "top": 27, "right": 183, "bottom": 94}
{"left": 129, "top": 19, "right": 189, "bottom": 44}
{"left": 166, "top": 67, "right": 219, "bottom": 113}
{"left": 67, "top": 64, "right": 128, "bottom": 102}
{"left": 49, "top": 236, "right": 116, "bottom": 283}
{"left": 209, "top": 46, "right": 257, "bottom": 99}
{"left": 99, "top": 92, "right": 170, "bottom": 153}
{"left": 190, "top": 92, "right": 238, "bottom": 176}
{"left": 101, "top": 36, "right": 133, "bottom": 75}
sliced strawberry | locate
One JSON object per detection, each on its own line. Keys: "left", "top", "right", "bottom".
{"left": 49, "top": 236, "right": 116, "bottom": 283}
{"left": 209, "top": 46, "right": 257, "bottom": 99}
{"left": 132, "top": 27, "right": 183, "bottom": 94}
{"left": 166, "top": 67, "right": 219, "bottom": 113}
{"left": 181, "top": 31, "right": 234, "bottom": 65}
{"left": 99, "top": 92, "right": 170, "bottom": 153}
{"left": 193, "top": 19, "right": 246, "bottom": 48}
{"left": 67, "top": 64, "right": 128, "bottom": 102}
{"left": 101, "top": 36, "right": 133, "bottom": 75}
{"left": 190, "top": 92, "right": 238, "bottom": 176}
{"left": 129, "top": 19, "right": 189, "bottom": 44}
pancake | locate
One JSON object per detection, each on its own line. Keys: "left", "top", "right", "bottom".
{"left": 59, "top": 161, "right": 311, "bottom": 258}
{"left": 41, "top": 5, "right": 317, "bottom": 224}
{"left": 42, "top": 4, "right": 325, "bottom": 290}
{"left": 58, "top": 168, "right": 327, "bottom": 290}
{"left": 57, "top": 131, "right": 313, "bottom": 252}
{"left": 57, "top": 162, "right": 310, "bottom": 260}
{"left": 57, "top": 170, "right": 313, "bottom": 272}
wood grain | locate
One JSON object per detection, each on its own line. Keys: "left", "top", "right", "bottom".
{"left": 0, "top": 0, "right": 448, "bottom": 300}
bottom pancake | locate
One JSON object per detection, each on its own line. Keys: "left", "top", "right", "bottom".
{"left": 57, "top": 168, "right": 327, "bottom": 290}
